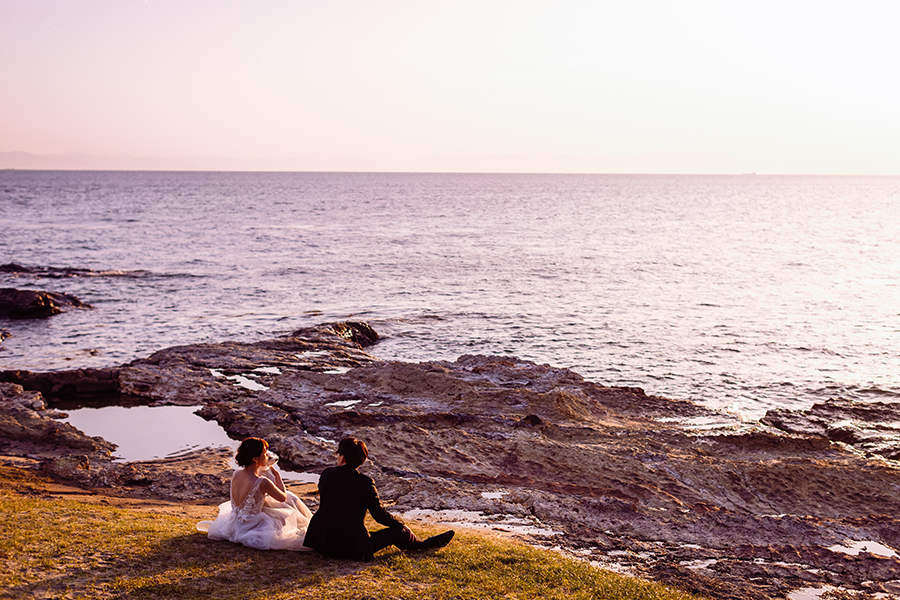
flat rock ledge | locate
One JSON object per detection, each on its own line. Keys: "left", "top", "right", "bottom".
{"left": 2, "top": 321, "right": 899, "bottom": 600}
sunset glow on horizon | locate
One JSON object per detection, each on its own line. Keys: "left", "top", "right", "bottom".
{"left": 2, "top": 0, "right": 899, "bottom": 174}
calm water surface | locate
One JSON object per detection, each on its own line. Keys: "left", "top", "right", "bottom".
{"left": 60, "top": 404, "right": 236, "bottom": 462}
{"left": 2, "top": 171, "right": 899, "bottom": 420}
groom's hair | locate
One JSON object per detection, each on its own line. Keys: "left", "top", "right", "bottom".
{"left": 338, "top": 437, "right": 368, "bottom": 469}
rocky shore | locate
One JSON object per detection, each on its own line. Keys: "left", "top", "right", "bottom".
{"left": 2, "top": 321, "right": 899, "bottom": 599}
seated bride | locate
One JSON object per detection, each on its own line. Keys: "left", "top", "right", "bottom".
{"left": 197, "top": 437, "right": 313, "bottom": 550}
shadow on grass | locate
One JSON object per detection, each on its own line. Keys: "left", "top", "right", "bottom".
{"left": 5, "top": 530, "right": 386, "bottom": 600}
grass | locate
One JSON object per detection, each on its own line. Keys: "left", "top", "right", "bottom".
{"left": 0, "top": 466, "right": 707, "bottom": 600}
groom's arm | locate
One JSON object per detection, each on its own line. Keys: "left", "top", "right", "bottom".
{"left": 362, "top": 476, "right": 404, "bottom": 529}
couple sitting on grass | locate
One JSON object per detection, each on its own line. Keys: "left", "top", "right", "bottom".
{"left": 197, "top": 437, "right": 454, "bottom": 560}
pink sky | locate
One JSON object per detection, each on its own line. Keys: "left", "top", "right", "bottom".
{"left": 2, "top": 1, "right": 898, "bottom": 174}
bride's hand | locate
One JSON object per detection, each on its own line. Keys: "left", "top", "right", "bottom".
{"left": 268, "top": 467, "right": 286, "bottom": 490}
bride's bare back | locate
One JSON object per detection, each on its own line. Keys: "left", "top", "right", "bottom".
{"left": 230, "top": 467, "right": 260, "bottom": 506}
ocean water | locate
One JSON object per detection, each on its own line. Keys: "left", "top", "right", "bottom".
{"left": 2, "top": 170, "right": 899, "bottom": 420}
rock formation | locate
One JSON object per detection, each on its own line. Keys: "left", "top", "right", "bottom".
{"left": 0, "top": 367, "right": 119, "bottom": 400}
{"left": 0, "top": 287, "right": 92, "bottom": 318}
{"left": 763, "top": 397, "right": 900, "bottom": 461}
{"left": 0, "top": 381, "right": 114, "bottom": 456}
{"left": 2, "top": 321, "right": 899, "bottom": 599}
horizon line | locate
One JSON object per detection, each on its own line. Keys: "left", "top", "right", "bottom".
{"left": 3, "top": 167, "right": 898, "bottom": 177}
{"left": 2, "top": 150, "right": 897, "bottom": 177}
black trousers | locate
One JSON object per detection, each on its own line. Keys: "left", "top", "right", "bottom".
{"left": 370, "top": 525, "right": 418, "bottom": 555}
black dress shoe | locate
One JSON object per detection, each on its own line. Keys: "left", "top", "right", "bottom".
{"left": 421, "top": 530, "right": 455, "bottom": 550}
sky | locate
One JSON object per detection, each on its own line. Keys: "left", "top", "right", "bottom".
{"left": 1, "top": 0, "right": 899, "bottom": 174}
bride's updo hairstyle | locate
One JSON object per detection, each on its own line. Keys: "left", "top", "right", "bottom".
{"left": 337, "top": 437, "right": 368, "bottom": 469}
{"left": 235, "top": 437, "right": 268, "bottom": 467}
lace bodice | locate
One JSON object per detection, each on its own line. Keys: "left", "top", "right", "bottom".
{"left": 231, "top": 477, "right": 266, "bottom": 522}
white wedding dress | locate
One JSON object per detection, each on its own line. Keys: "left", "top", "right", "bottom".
{"left": 197, "top": 471, "right": 312, "bottom": 551}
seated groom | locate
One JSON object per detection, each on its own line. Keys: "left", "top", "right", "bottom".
{"left": 304, "top": 437, "right": 454, "bottom": 561}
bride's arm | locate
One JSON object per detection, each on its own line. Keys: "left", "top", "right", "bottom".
{"left": 262, "top": 467, "right": 287, "bottom": 493}
{"left": 259, "top": 478, "right": 287, "bottom": 503}
{"left": 270, "top": 467, "right": 287, "bottom": 493}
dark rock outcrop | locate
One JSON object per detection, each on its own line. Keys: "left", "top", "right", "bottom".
{"left": 0, "top": 287, "right": 92, "bottom": 318}
{"left": 0, "top": 368, "right": 120, "bottom": 400}
{"left": 117, "top": 321, "right": 379, "bottom": 405}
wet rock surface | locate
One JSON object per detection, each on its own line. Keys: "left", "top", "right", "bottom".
{"left": 0, "top": 382, "right": 115, "bottom": 457}
{"left": 0, "top": 287, "right": 92, "bottom": 318}
{"left": 763, "top": 397, "right": 900, "bottom": 461}
{"left": 37, "top": 448, "right": 234, "bottom": 501}
{"left": 2, "top": 322, "right": 899, "bottom": 599}
{"left": 1, "top": 367, "right": 120, "bottom": 400}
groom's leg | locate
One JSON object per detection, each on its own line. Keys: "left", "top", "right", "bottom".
{"left": 370, "top": 525, "right": 418, "bottom": 554}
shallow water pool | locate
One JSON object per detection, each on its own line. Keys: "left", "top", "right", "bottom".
{"left": 59, "top": 404, "right": 322, "bottom": 484}
{"left": 61, "top": 404, "right": 237, "bottom": 462}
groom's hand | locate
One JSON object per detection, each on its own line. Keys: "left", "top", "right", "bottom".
{"left": 402, "top": 525, "right": 416, "bottom": 542}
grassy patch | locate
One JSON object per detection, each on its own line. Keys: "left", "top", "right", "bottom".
{"left": 0, "top": 466, "right": 705, "bottom": 600}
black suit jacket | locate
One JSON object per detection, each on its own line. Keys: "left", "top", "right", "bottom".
{"left": 303, "top": 464, "right": 404, "bottom": 560}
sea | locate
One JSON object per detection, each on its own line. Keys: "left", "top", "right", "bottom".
{"left": 2, "top": 170, "right": 899, "bottom": 423}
